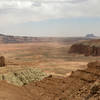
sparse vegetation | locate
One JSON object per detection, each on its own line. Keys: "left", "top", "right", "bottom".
{"left": 0, "top": 67, "right": 48, "bottom": 86}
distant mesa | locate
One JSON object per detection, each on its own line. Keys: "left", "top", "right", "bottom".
{"left": 0, "top": 33, "right": 92, "bottom": 44}
{"left": 85, "top": 33, "right": 96, "bottom": 38}
{"left": 69, "top": 39, "right": 100, "bottom": 56}
{"left": 0, "top": 33, "right": 5, "bottom": 36}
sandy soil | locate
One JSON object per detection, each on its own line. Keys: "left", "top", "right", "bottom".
{"left": 0, "top": 42, "right": 100, "bottom": 76}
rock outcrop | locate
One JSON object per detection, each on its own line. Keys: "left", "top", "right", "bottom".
{"left": 23, "top": 61, "right": 100, "bottom": 100}
{"left": 0, "top": 56, "right": 5, "bottom": 67}
{"left": 69, "top": 39, "right": 100, "bottom": 56}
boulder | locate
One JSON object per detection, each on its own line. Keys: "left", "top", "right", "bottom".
{"left": 0, "top": 56, "right": 5, "bottom": 67}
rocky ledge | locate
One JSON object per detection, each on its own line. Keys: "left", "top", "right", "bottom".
{"left": 1, "top": 61, "right": 100, "bottom": 100}
{"left": 69, "top": 39, "right": 100, "bottom": 56}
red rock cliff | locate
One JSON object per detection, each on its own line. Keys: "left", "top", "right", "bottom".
{"left": 69, "top": 39, "right": 100, "bottom": 56}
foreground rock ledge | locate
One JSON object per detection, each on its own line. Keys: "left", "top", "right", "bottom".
{"left": 0, "top": 61, "right": 100, "bottom": 100}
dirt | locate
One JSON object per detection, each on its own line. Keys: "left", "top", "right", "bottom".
{"left": 0, "top": 61, "right": 100, "bottom": 100}
{"left": 0, "top": 36, "right": 100, "bottom": 100}
{"left": 0, "top": 81, "right": 33, "bottom": 100}
{"left": 20, "top": 61, "right": 100, "bottom": 100}
{"left": 69, "top": 39, "right": 100, "bottom": 56}
{"left": 0, "top": 42, "right": 100, "bottom": 77}
{"left": 0, "top": 42, "right": 91, "bottom": 76}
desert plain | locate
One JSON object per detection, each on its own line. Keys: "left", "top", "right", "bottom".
{"left": 0, "top": 41, "right": 100, "bottom": 76}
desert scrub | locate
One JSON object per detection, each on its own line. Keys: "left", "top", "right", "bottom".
{"left": 0, "top": 68, "right": 48, "bottom": 86}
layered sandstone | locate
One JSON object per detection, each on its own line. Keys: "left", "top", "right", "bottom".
{"left": 69, "top": 39, "right": 100, "bottom": 56}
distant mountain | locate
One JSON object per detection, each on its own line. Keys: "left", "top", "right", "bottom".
{"left": 0, "top": 33, "right": 92, "bottom": 44}
{"left": 85, "top": 34, "right": 96, "bottom": 38}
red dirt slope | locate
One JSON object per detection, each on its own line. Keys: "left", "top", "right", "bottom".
{"left": 0, "top": 81, "right": 33, "bottom": 100}
{"left": 23, "top": 61, "right": 100, "bottom": 100}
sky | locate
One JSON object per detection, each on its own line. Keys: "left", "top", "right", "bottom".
{"left": 0, "top": 0, "right": 100, "bottom": 37}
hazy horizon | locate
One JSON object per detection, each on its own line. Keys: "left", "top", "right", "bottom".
{"left": 0, "top": 0, "right": 100, "bottom": 37}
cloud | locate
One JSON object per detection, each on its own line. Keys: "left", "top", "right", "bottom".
{"left": 0, "top": 0, "right": 100, "bottom": 26}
